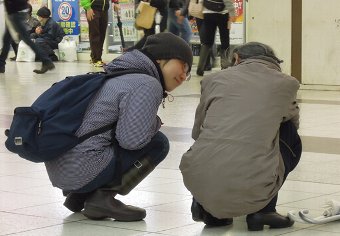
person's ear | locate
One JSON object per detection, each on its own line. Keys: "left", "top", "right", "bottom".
{"left": 156, "top": 59, "right": 164, "bottom": 67}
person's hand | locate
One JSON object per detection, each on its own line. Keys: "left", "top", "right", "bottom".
{"left": 175, "top": 10, "right": 184, "bottom": 24}
{"left": 86, "top": 9, "right": 95, "bottom": 21}
{"left": 35, "top": 26, "right": 42, "bottom": 34}
{"left": 229, "top": 16, "right": 237, "bottom": 22}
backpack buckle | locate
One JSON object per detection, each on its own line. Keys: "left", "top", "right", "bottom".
{"left": 134, "top": 160, "right": 143, "bottom": 168}
{"left": 14, "top": 137, "right": 23, "bottom": 146}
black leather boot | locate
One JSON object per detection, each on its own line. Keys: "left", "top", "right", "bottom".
{"left": 220, "top": 48, "right": 231, "bottom": 69}
{"left": 204, "top": 48, "right": 214, "bottom": 71}
{"left": 33, "top": 61, "right": 55, "bottom": 74}
{"left": 82, "top": 189, "right": 146, "bottom": 221}
{"left": 82, "top": 156, "right": 156, "bottom": 220}
{"left": 246, "top": 212, "right": 294, "bottom": 231}
{"left": 191, "top": 198, "right": 233, "bottom": 227}
{"left": 104, "top": 156, "right": 156, "bottom": 195}
{"left": 196, "top": 45, "right": 211, "bottom": 76}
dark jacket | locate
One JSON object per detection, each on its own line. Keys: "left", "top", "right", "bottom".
{"left": 169, "top": 0, "right": 185, "bottom": 10}
{"left": 169, "top": 0, "right": 189, "bottom": 17}
{"left": 31, "top": 18, "right": 65, "bottom": 49}
{"left": 4, "top": 0, "right": 29, "bottom": 15}
{"left": 149, "top": 0, "right": 167, "bottom": 13}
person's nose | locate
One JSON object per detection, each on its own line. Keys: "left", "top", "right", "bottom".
{"left": 179, "top": 72, "right": 186, "bottom": 82}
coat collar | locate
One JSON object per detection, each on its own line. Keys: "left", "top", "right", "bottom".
{"left": 239, "top": 56, "right": 282, "bottom": 72}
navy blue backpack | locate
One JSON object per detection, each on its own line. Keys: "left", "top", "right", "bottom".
{"left": 5, "top": 69, "right": 143, "bottom": 163}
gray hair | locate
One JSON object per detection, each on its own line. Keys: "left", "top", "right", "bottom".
{"left": 231, "top": 42, "right": 283, "bottom": 64}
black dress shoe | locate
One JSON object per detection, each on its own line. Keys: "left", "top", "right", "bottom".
{"left": 33, "top": 61, "right": 55, "bottom": 74}
{"left": 191, "top": 198, "right": 233, "bottom": 227}
{"left": 196, "top": 70, "right": 204, "bottom": 76}
{"left": 246, "top": 212, "right": 294, "bottom": 231}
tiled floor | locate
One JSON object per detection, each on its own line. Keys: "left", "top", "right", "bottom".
{"left": 1, "top": 60, "right": 340, "bottom": 235}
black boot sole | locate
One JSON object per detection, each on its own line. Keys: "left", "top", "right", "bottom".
{"left": 83, "top": 205, "right": 146, "bottom": 222}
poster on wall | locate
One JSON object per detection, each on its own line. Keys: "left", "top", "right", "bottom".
{"left": 80, "top": 9, "right": 89, "bottom": 42}
{"left": 229, "top": 0, "right": 244, "bottom": 44}
{"left": 112, "top": 0, "right": 137, "bottom": 43}
{"left": 52, "top": 0, "right": 79, "bottom": 36}
{"left": 189, "top": 18, "right": 200, "bottom": 43}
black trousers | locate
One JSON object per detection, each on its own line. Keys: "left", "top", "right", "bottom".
{"left": 258, "top": 120, "right": 302, "bottom": 212}
{"left": 200, "top": 13, "right": 230, "bottom": 50}
{"left": 88, "top": 9, "right": 108, "bottom": 62}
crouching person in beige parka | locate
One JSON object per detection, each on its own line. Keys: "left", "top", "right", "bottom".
{"left": 180, "top": 42, "right": 302, "bottom": 231}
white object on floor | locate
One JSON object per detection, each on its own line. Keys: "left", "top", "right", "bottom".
{"left": 16, "top": 40, "right": 35, "bottom": 62}
{"left": 287, "top": 210, "right": 309, "bottom": 224}
{"left": 323, "top": 199, "right": 340, "bottom": 217}
{"left": 288, "top": 199, "right": 340, "bottom": 224}
{"left": 58, "top": 37, "right": 77, "bottom": 62}
{"left": 298, "top": 209, "right": 340, "bottom": 224}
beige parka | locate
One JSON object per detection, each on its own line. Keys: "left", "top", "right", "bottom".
{"left": 180, "top": 58, "right": 300, "bottom": 218}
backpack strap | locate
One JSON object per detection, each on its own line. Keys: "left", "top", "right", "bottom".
{"left": 103, "top": 69, "right": 147, "bottom": 80}
{"left": 78, "top": 122, "right": 117, "bottom": 143}
{"left": 77, "top": 68, "right": 148, "bottom": 143}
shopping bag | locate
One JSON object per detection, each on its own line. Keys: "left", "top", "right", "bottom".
{"left": 58, "top": 37, "right": 77, "bottom": 62}
{"left": 135, "top": 1, "right": 157, "bottom": 30}
{"left": 16, "top": 41, "right": 36, "bottom": 62}
{"left": 189, "top": 0, "right": 204, "bottom": 19}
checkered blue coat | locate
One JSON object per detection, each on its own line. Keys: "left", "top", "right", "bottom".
{"left": 45, "top": 50, "right": 164, "bottom": 191}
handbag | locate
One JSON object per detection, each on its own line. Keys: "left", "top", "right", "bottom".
{"left": 135, "top": 1, "right": 157, "bottom": 30}
{"left": 188, "top": 0, "right": 204, "bottom": 19}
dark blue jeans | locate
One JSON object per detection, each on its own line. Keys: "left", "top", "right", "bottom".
{"left": 0, "top": 12, "right": 51, "bottom": 67}
{"left": 167, "top": 9, "right": 192, "bottom": 44}
{"left": 74, "top": 131, "right": 170, "bottom": 193}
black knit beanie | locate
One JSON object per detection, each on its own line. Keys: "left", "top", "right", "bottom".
{"left": 37, "top": 7, "right": 51, "bottom": 18}
{"left": 142, "top": 32, "right": 193, "bottom": 72}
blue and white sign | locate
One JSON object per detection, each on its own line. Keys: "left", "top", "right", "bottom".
{"left": 52, "top": 0, "right": 79, "bottom": 35}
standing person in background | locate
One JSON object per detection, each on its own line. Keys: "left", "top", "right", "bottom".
{"left": 125, "top": 0, "right": 168, "bottom": 51}
{"left": 168, "top": 0, "right": 192, "bottom": 44}
{"left": 196, "top": 0, "right": 236, "bottom": 76}
{"left": 195, "top": 16, "right": 216, "bottom": 72}
{"left": 0, "top": 0, "right": 55, "bottom": 74}
{"left": 81, "top": 0, "right": 120, "bottom": 67}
